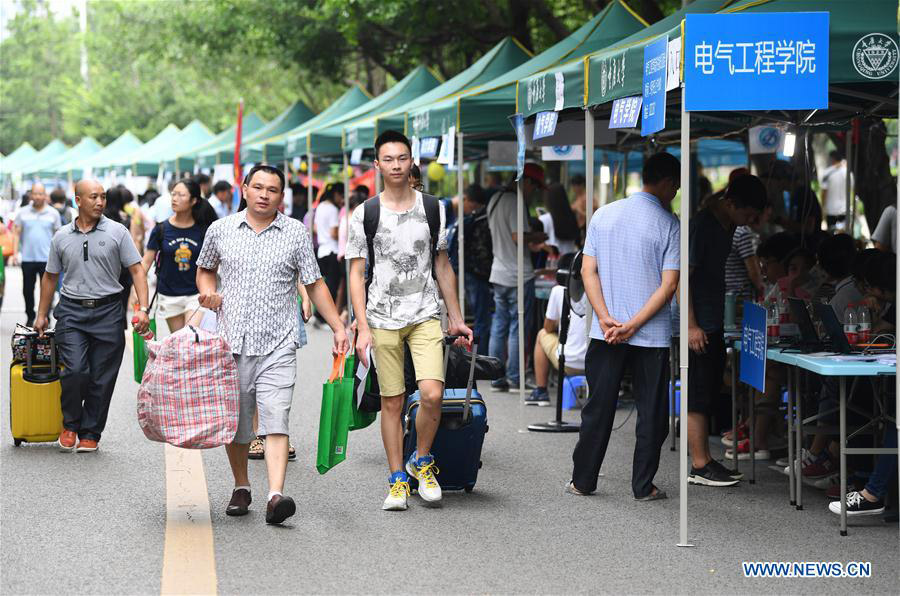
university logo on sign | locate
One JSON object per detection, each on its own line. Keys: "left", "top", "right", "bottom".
{"left": 853, "top": 33, "right": 899, "bottom": 79}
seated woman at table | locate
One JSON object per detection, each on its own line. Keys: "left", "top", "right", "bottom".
{"left": 829, "top": 251, "right": 896, "bottom": 517}
{"left": 802, "top": 248, "right": 875, "bottom": 482}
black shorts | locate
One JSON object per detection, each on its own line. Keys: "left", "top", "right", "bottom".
{"left": 687, "top": 331, "right": 726, "bottom": 414}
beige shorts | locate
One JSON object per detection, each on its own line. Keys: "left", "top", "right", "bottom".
{"left": 371, "top": 318, "right": 444, "bottom": 397}
{"left": 156, "top": 293, "right": 200, "bottom": 320}
{"left": 538, "top": 328, "right": 584, "bottom": 376}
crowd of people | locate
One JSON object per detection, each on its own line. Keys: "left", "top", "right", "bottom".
{"left": 2, "top": 129, "right": 896, "bottom": 524}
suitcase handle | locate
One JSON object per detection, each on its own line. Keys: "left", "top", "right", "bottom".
{"left": 443, "top": 336, "right": 478, "bottom": 423}
{"left": 23, "top": 367, "right": 60, "bottom": 384}
{"left": 25, "top": 334, "right": 58, "bottom": 380}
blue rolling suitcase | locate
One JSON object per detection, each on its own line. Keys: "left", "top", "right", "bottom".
{"left": 403, "top": 337, "right": 488, "bottom": 493}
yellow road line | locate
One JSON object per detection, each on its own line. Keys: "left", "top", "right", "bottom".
{"left": 127, "top": 330, "right": 217, "bottom": 595}
{"left": 161, "top": 444, "right": 217, "bottom": 595}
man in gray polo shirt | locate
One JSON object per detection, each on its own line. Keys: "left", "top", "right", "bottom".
{"left": 34, "top": 179, "right": 150, "bottom": 454}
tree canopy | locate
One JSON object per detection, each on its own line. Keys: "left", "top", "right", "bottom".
{"left": 0, "top": 0, "right": 679, "bottom": 154}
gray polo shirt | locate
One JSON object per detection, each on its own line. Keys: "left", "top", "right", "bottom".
{"left": 46, "top": 215, "right": 142, "bottom": 299}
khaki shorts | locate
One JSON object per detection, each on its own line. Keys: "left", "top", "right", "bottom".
{"left": 371, "top": 318, "right": 444, "bottom": 397}
{"left": 538, "top": 328, "right": 584, "bottom": 376}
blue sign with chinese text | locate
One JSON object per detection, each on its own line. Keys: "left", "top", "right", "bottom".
{"left": 609, "top": 96, "right": 642, "bottom": 129}
{"left": 532, "top": 111, "right": 559, "bottom": 140}
{"left": 739, "top": 301, "right": 767, "bottom": 392}
{"left": 641, "top": 36, "right": 668, "bottom": 136}
{"left": 684, "top": 12, "right": 829, "bottom": 111}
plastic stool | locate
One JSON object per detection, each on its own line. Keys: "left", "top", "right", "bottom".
{"left": 668, "top": 380, "right": 681, "bottom": 415}
{"left": 562, "top": 375, "right": 588, "bottom": 410}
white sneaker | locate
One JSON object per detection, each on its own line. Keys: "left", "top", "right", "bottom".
{"left": 382, "top": 478, "right": 410, "bottom": 511}
{"left": 724, "top": 447, "right": 771, "bottom": 461}
{"left": 406, "top": 456, "right": 442, "bottom": 506}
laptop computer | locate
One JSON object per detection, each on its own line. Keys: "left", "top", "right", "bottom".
{"left": 786, "top": 298, "right": 825, "bottom": 352}
{"left": 812, "top": 302, "right": 894, "bottom": 355}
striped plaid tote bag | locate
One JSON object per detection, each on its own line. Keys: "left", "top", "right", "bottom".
{"left": 137, "top": 325, "right": 239, "bottom": 449}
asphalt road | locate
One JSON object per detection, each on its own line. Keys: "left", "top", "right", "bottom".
{"left": 1, "top": 265, "right": 897, "bottom": 594}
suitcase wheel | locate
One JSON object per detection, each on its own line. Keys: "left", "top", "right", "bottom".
{"left": 478, "top": 461, "right": 482, "bottom": 469}
{"left": 13, "top": 439, "right": 22, "bottom": 447}
{"left": 464, "top": 485, "right": 474, "bottom": 493}
{"left": 485, "top": 425, "right": 489, "bottom": 433}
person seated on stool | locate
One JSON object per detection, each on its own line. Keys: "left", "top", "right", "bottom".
{"left": 526, "top": 260, "right": 589, "bottom": 407}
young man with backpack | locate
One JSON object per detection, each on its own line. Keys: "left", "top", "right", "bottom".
{"left": 347, "top": 130, "right": 472, "bottom": 511}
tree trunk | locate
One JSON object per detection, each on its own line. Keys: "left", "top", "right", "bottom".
{"left": 508, "top": 0, "right": 533, "bottom": 52}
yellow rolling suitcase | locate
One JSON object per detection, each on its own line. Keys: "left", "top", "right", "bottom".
{"left": 10, "top": 334, "right": 63, "bottom": 446}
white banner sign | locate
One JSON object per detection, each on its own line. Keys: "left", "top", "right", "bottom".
{"left": 541, "top": 145, "right": 584, "bottom": 161}
{"left": 666, "top": 37, "right": 681, "bottom": 91}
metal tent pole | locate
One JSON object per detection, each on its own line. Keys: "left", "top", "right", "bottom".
{"left": 344, "top": 151, "right": 352, "bottom": 320}
{"left": 677, "top": 88, "right": 693, "bottom": 549}
{"left": 845, "top": 126, "right": 852, "bottom": 235}
{"left": 307, "top": 151, "right": 314, "bottom": 215}
{"left": 584, "top": 108, "right": 595, "bottom": 338}
{"left": 517, "top": 178, "right": 525, "bottom": 399}
{"left": 457, "top": 131, "right": 465, "bottom": 319}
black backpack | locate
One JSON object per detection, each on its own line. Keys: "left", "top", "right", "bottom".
{"left": 362, "top": 193, "right": 441, "bottom": 293}
{"left": 465, "top": 206, "right": 493, "bottom": 281}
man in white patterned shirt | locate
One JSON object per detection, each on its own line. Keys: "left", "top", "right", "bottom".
{"left": 197, "top": 164, "right": 348, "bottom": 526}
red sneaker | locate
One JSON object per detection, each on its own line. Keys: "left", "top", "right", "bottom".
{"left": 76, "top": 438, "right": 99, "bottom": 453}
{"left": 58, "top": 429, "right": 77, "bottom": 452}
{"left": 721, "top": 425, "right": 749, "bottom": 448}
{"left": 802, "top": 452, "right": 835, "bottom": 479}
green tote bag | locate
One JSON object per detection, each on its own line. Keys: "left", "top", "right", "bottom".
{"left": 316, "top": 353, "right": 354, "bottom": 474}
{"left": 133, "top": 318, "right": 157, "bottom": 383}
{"left": 345, "top": 353, "right": 377, "bottom": 431}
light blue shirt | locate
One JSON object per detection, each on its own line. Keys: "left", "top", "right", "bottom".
{"left": 584, "top": 192, "right": 680, "bottom": 348}
{"left": 15, "top": 205, "right": 61, "bottom": 262}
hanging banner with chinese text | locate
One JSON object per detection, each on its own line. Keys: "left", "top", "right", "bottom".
{"left": 609, "top": 96, "right": 642, "bottom": 129}
{"left": 684, "top": 12, "right": 829, "bottom": 111}
{"left": 641, "top": 36, "right": 668, "bottom": 136}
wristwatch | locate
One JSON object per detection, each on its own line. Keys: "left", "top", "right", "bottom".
{"left": 139, "top": 306, "right": 151, "bottom": 315}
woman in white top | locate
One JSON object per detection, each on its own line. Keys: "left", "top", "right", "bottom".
{"left": 539, "top": 183, "right": 580, "bottom": 258}
{"left": 313, "top": 182, "right": 344, "bottom": 322}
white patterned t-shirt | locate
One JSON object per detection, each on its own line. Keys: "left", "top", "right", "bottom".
{"left": 346, "top": 191, "right": 448, "bottom": 330}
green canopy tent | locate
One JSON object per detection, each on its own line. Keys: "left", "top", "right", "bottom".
{"left": 194, "top": 112, "right": 267, "bottom": 169}
{"left": 538, "top": 0, "right": 899, "bottom": 545}
{"left": 66, "top": 131, "right": 143, "bottom": 180}
{"left": 294, "top": 65, "right": 443, "bottom": 159}
{"left": 409, "top": 1, "right": 647, "bottom": 141}
{"left": 139, "top": 119, "right": 215, "bottom": 176}
{"left": 343, "top": 37, "right": 534, "bottom": 152}
{"left": 0, "top": 143, "right": 37, "bottom": 175}
{"left": 238, "top": 100, "right": 316, "bottom": 164}
{"left": 104, "top": 124, "right": 181, "bottom": 176}
{"left": 17, "top": 140, "right": 69, "bottom": 178}
{"left": 27, "top": 137, "right": 104, "bottom": 179}
{"left": 243, "top": 85, "right": 372, "bottom": 167}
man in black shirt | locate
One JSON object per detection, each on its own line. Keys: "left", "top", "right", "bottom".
{"left": 687, "top": 174, "right": 767, "bottom": 487}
